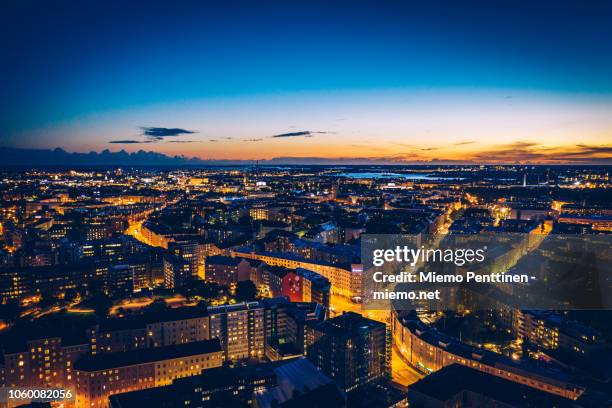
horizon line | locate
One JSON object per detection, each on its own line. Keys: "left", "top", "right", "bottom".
{"left": 1, "top": 146, "right": 610, "bottom": 166}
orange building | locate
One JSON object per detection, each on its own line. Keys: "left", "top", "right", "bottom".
{"left": 73, "top": 340, "right": 222, "bottom": 407}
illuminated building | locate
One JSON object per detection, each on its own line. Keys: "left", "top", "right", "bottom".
{"left": 305, "top": 312, "right": 389, "bottom": 393}
{"left": 83, "top": 222, "right": 110, "bottom": 241}
{"left": 90, "top": 299, "right": 323, "bottom": 364}
{"left": 0, "top": 337, "right": 89, "bottom": 391}
{"left": 163, "top": 254, "right": 191, "bottom": 288}
{"left": 408, "top": 364, "right": 577, "bottom": 408}
{"left": 0, "top": 256, "right": 151, "bottom": 299}
{"left": 279, "top": 270, "right": 303, "bottom": 302}
{"left": 186, "top": 177, "right": 209, "bottom": 186}
{"left": 296, "top": 267, "right": 330, "bottom": 311}
{"left": 207, "top": 302, "right": 265, "bottom": 361}
{"left": 258, "top": 264, "right": 290, "bottom": 297}
{"left": 508, "top": 203, "right": 551, "bottom": 221}
{"left": 168, "top": 240, "right": 201, "bottom": 281}
{"left": 128, "top": 260, "right": 151, "bottom": 292}
{"left": 391, "top": 310, "right": 584, "bottom": 400}
{"left": 90, "top": 308, "right": 210, "bottom": 354}
{"left": 90, "top": 324, "right": 147, "bottom": 355}
{"left": 259, "top": 229, "right": 300, "bottom": 252}
{"left": 109, "top": 361, "right": 276, "bottom": 407}
{"left": 262, "top": 298, "right": 326, "bottom": 361}
{"left": 141, "top": 222, "right": 174, "bottom": 248}
{"left": 253, "top": 358, "right": 343, "bottom": 408}
{"left": 105, "top": 265, "right": 134, "bottom": 297}
{"left": 146, "top": 312, "right": 210, "bottom": 349}
{"left": 0, "top": 270, "right": 29, "bottom": 300}
{"left": 203, "top": 255, "right": 249, "bottom": 285}
{"left": 73, "top": 339, "right": 222, "bottom": 407}
{"left": 109, "top": 358, "right": 335, "bottom": 408}
{"left": 250, "top": 206, "right": 270, "bottom": 221}
{"left": 303, "top": 221, "right": 340, "bottom": 244}
{"left": 266, "top": 267, "right": 331, "bottom": 312}
{"left": 514, "top": 310, "right": 602, "bottom": 356}
{"left": 0, "top": 262, "right": 104, "bottom": 302}
{"left": 231, "top": 248, "right": 361, "bottom": 299}
{"left": 557, "top": 214, "right": 612, "bottom": 231}
{"left": 78, "top": 236, "right": 148, "bottom": 263}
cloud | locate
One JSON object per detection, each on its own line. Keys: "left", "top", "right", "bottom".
{"left": 569, "top": 144, "right": 612, "bottom": 156}
{"left": 108, "top": 126, "right": 199, "bottom": 144}
{"left": 542, "top": 144, "right": 612, "bottom": 163}
{"left": 466, "top": 142, "right": 611, "bottom": 164}
{"left": 421, "top": 147, "right": 439, "bottom": 151}
{"left": 503, "top": 141, "right": 539, "bottom": 149}
{"left": 141, "top": 127, "right": 195, "bottom": 137}
{"left": 209, "top": 140, "right": 219, "bottom": 142}
{"left": 467, "top": 141, "right": 544, "bottom": 162}
{"left": 109, "top": 140, "right": 152, "bottom": 144}
{"left": 453, "top": 140, "right": 476, "bottom": 146}
{"left": 243, "top": 138, "right": 264, "bottom": 142}
{"left": 270, "top": 130, "right": 333, "bottom": 138}
{"left": 110, "top": 126, "right": 199, "bottom": 144}
{"left": 380, "top": 142, "right": 611, "bottom": 164}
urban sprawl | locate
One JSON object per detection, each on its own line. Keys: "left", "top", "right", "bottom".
{"left": 0, "top": 165, "right": 610, "bottom": 407}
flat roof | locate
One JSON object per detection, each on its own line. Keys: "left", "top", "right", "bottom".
{"left": 73, "top": 339, "right": 221, "bottom": 371}
{"left": 409, "top": 364, "right": 575, "bottom": 407}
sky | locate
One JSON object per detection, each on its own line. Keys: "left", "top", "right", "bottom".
{"left": 2, "top": 0, "right": 611, "bottom": 164}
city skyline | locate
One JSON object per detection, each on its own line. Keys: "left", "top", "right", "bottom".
{"left": 2, "top": 0, "right": 612, "bottom": 164}
{"left": 1, "top": 164, "right": 609, "bottom": 408}
{"left": 1, "top": 2, "right": 611, "bottom": 407}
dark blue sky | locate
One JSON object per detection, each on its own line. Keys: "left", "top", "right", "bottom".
{"left": 1, "top": 0, "right": 611, "bottom": 162}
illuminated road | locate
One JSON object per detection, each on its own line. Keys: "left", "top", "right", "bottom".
{"left": 110, "top": 298, "right": 153, "bottom": 315}
{"left": 329, "top": 293, "right": 361, "bottom": 317}
{"left": 392, "top": 344, "right": 424, "bottom": 386}
{"left": 125, "top": 199, "right": 176, "bottom": 247}
{"left": 330, "top": 293, "right": 390, "bottom": 323}
{"left": 109, "top": 295, "right": 190, "bottom": 315}
{"left": 326, "top": 225, "right": 458, "bottom": 388}
{"left": 125, "top": 219, "right": 155, "bottom": 246}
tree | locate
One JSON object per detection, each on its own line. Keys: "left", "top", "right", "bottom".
{"left": 139, "top": 288, "right": 152, "bottom": 298}
{"left": 0, "top": 299, "right": 21, "bottom": 322}
{"left": 87, "top": 278, "right": 105, "bottom": 298}
{"left": 39, "top": 291, "right": 57, "bottom": 309}
{"left": 90, "top": 293, "right": 112, "bottom": 320}
{"left": 235, "top": 280, "right": 257, "bottom": 302}
{"left": 64, "top": 288, "right": 79, "bottom": 303}
{"left": 195, "top": 282, "right": 228, "bottom": 300}
{"left": 146, "top": 298, "right": 168, "bottom": 316}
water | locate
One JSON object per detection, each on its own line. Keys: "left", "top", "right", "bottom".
{"left": 337, "top": 172, "right": 462, "bottom": 180}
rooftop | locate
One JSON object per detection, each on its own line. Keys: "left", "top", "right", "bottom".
{"left": 73, "top": 339, "right": 221, "bottom": 371}
{"left": 409, "top": 364, "right": 576, "bottom": 407}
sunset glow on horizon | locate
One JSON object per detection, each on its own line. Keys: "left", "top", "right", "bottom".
{"left": 2, "top": 0, "right": 611, "bottom": 164}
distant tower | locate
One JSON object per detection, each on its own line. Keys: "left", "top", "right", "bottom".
{"left": 522, "top": 173, "right": 527, "bottom": 187}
